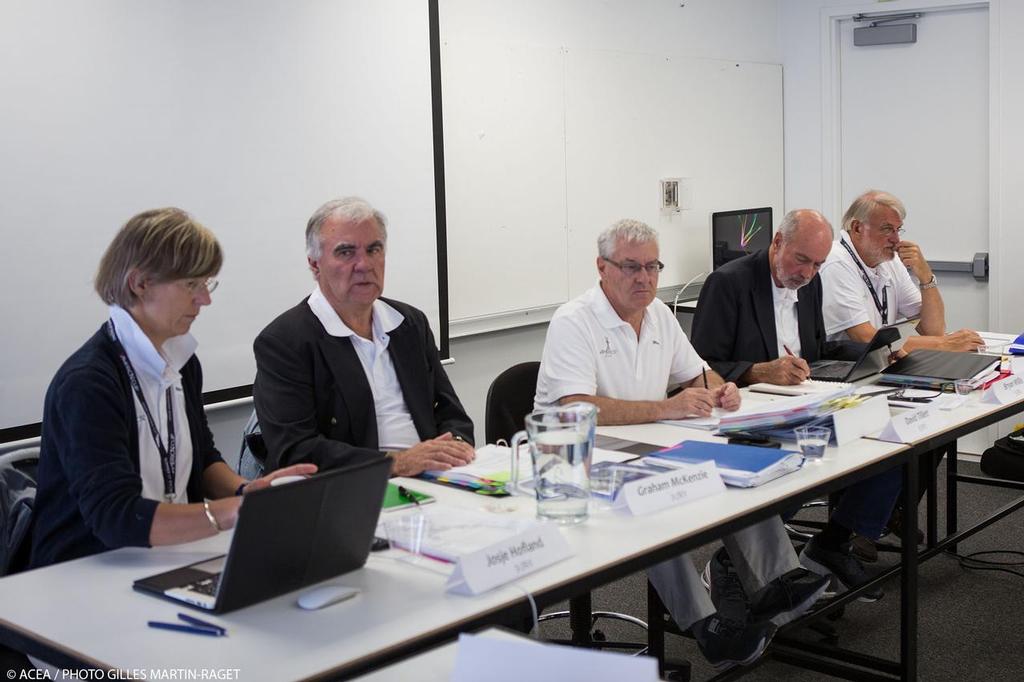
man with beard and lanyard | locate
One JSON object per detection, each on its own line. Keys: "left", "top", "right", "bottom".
{"left": 819, "top": 190, "right": 984, "bottom": 545}
{"left": 691, "top": 209, "right": 902, "bottom": 599}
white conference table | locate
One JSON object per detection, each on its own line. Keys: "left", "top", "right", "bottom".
{"left": 2, "top": 383, "right": 1022, "bottom": 680}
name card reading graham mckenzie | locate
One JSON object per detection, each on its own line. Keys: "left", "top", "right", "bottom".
{"left": 621, "top": 462, "right": 725, "bottom": 515}
{"left": 446, "top": 524, "right": 572, "bottom": 596}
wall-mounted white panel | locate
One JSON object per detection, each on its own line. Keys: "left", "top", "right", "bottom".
{"left": 0, "top": 0, "right": 439, "bottom": 431}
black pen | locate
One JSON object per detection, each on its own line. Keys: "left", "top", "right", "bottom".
{"left": 148, "top": 621, "right": 225, "bottom": 637}
{"left": 702, "top": 366, "right": 709, "bottom": 389}
{"left": 397, "top": 485, "right": 421, "bottom": 506}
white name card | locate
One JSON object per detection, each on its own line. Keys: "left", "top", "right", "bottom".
{"left": 982, "top": 375, "right": 1024, "bottom": 405}
{"left": 877, "top": 407, "right": 942, "bottom": 443}
{"left": 445, "top": 525, "right": 572, "bottom": 596}
{"left": 832, "top": 395, "right": 890, "bottom": 445}
{"left": 619, "top": 462, "right": 725, "bottom": 516}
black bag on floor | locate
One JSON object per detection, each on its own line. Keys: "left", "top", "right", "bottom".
{"left": 980, "top": 427, "right": 1024, "bottom": 482}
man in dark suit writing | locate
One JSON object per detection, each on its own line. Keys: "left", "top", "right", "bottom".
{"left": 691, "top": 209, "right": 900, "bottom": 600}
{"left": 253, "top": 197, "right": 475, "bottom": 475}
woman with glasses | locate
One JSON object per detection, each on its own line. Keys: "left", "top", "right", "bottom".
{"left": 29, "top": 208, "right": 314, "bottom": 568}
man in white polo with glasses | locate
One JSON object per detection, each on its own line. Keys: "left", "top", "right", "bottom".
{"left": 534, "top": 219, "right": 828, "bottom": 671}
{"left": 819, "top": 188, "right": 982, "bottom": 352}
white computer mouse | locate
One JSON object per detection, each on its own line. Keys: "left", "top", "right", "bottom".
{"left": 296, "top": 584, "right": 359, "bottom": 610}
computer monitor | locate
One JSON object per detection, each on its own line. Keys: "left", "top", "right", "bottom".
{"left": 711, "top": 207, "right": 773, "bottom": 270}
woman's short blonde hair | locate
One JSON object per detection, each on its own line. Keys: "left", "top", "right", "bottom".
{"left": 95, "top": 208, "right": 223, "bottom": 308}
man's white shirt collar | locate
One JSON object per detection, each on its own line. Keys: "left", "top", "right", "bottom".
{"left": 839, "top": 231, "right": 891, "bottom": 283}
{"left": 307, "top": 285, "right": 404, "bottom": 340}
{"left": 108, "top": 305, "right": 197, "bottom": 381}
{"left": 772, "top": 282, "right": 799, "bottom": 306}
{"left": 589, "top": 281, "right": 658, "bottom": 333}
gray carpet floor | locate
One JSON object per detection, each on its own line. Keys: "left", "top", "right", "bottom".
{"left": 536, "top": 459, "right": 1024, "bottom": 681}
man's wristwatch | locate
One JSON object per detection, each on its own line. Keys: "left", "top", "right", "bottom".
{"left": 919, "top": 274, "right": 938, "bottom": 290}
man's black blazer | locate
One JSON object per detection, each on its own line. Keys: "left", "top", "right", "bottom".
{"left": 253, "top": 297, "right": 473, "bottom": 472}
{"left": 691, "top": 249, "right": 841, "bottom": 384}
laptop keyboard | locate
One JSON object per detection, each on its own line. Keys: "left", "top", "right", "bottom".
{"left": 811, "top": 361, "right": 853, "bottom": 381}
{"left": 188, "top": 574, "right": 222, "bottom": 596}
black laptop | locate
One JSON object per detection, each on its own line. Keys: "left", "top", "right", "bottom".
{"left": 809, "top": 325, "right": 903, "bottom": 382}
{"left": 133, "top": 457, "right": 390, "bottom": 614}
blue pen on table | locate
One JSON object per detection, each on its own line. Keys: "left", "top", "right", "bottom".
{"left": 147, "top": 621, "right": 225, "bottom": 637}
{"left": 177, "top": 612, "right": 227, "bottom": 635}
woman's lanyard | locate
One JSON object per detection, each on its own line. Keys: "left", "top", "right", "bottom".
{"left": 106, "top": 320, "right": 177, "bottom": 502}
{"left": 839, "top": 238, "right": 889, "bottom": 325}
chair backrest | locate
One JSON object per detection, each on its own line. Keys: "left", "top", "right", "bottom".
{"left": 484, "top": 362, "right": 541, "bottom": 444}
{"left": 237, "top": 409, "right": 267, "bottom": 480}
{"left": 0, "top": 447, "right": 40, "bottom": 576}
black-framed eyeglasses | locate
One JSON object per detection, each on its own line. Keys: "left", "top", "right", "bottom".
{"left": 602, "top": 257, "right": 665, "bottom": 276}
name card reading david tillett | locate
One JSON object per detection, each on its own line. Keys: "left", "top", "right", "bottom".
{"left": 621, "top": 463, "right": 725, "bottom": 515}
{"left": 878, "top": 407, "right": 941, "bottom": 443}
{"left": 445, "top": 525, "right": 572, "bottom": 596}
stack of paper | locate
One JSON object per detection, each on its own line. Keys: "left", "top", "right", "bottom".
{"left": 379, "top": 507, "right": 537, "bottom": 563}
{"left": 714, "top": 387, "right": 855, "bottom": 433}
{"left": 645, "top": 440, "right": 804, "bottom": 488}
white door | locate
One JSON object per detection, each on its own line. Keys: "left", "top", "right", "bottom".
{"left": 838, "top": 5, "right": 994, "bottom": 454}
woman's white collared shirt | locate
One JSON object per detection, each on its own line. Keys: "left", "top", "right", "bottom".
{"left": 108, "top": 305, "right": 195, "bottom": 504}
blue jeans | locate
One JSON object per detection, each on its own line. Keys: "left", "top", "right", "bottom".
{"left": 830, "top": 466, "right": 903, "bottom": 540}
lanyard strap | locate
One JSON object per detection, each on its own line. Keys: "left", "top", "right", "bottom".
{"left": 839, "top": 238, "right": 888, "bottom": 325}
{"left": 106, "top": 320, "right": 177, "bottom": 502}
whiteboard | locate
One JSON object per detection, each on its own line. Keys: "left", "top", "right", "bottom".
{"left": 443, "top": 44, "right": 783, "bottom": 331}
{"left": 0, "top": 0, "right": 440, "bottom": 432}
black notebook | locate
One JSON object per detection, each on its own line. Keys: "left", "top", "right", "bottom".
{"left": 880, "top": 349, "right": 999, "bottom": 389}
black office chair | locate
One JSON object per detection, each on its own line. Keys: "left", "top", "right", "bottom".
{"left": 237, "top": 409, "right": 268, "bottom": 479}
{"left": 485, "top": 362, "right": 542, "bottom": 444}
{"left": 0, "top": 448, "right": 40, "bottom": 672}
{"left": 485, "top": 362, "right": 649, "bottom": 653}
{"left": 0, "top": 447, "right": 39, "bottom": 577}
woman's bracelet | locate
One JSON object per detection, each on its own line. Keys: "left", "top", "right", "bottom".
{"left": 203, "top": 500, "right": 224, "bottom": 532}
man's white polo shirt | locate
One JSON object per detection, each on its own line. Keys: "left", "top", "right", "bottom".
{"left": 534, "top": 283, "right": 707, "bottom": 408}
{"left": 307, "top": 286, "right": 420, "bottom": 450}
{"left": 820, "top": 231, "right": 922, "bottom": 342}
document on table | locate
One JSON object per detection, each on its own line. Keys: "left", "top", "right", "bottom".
{"left": 378, "top": 507, "right": 537, "bottom": 563}
{"left": 452, "top": 632, "right": 660, "bottom": 682}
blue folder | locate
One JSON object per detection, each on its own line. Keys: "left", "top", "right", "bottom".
{"left": 646, "top": 440, "right": 804, "bottom": 488}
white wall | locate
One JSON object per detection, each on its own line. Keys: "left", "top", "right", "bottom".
{"left": 189, "top": 0, "right": 785, "bottom": 455}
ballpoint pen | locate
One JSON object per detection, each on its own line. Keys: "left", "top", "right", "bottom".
{"left": 147, "top": 621, "right": 225, "bottom": 637}
{"left": 397, "top": 485, "right": 421, "bottom": 506}
{"left": 177, "top": 612, "right": 227, "bottom": 635}
{"left": 702, "top": 366, "right": 709, "bottom": 389}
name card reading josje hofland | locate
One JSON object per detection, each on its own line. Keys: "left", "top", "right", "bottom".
{"left": 619, "top": 461, "right": 725, "bottom": 516}
{"left": 878, "top": 407, "right": 942, "bottom": 443}
{"left": 445, "top": 524, "right": 572, "bottom": 596}
{"left": 982, "top": 374, "right": 1024, "bottom": 405}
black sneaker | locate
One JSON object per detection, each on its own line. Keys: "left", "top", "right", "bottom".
{"left": 799, "top": 536, "right": 884, "bottom": 602}
{"left": 706, "top": 548, "right": 750, "bottom": 623}
{"left": 749, "top": 567, "right": 830, "bottom": 626}
{"left": 692, "top": 613, "right": 777, "bottom": 671}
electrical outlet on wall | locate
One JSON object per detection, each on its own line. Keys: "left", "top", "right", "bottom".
{"left": 661, "top": 177, "right": 693, "bottom": 214}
